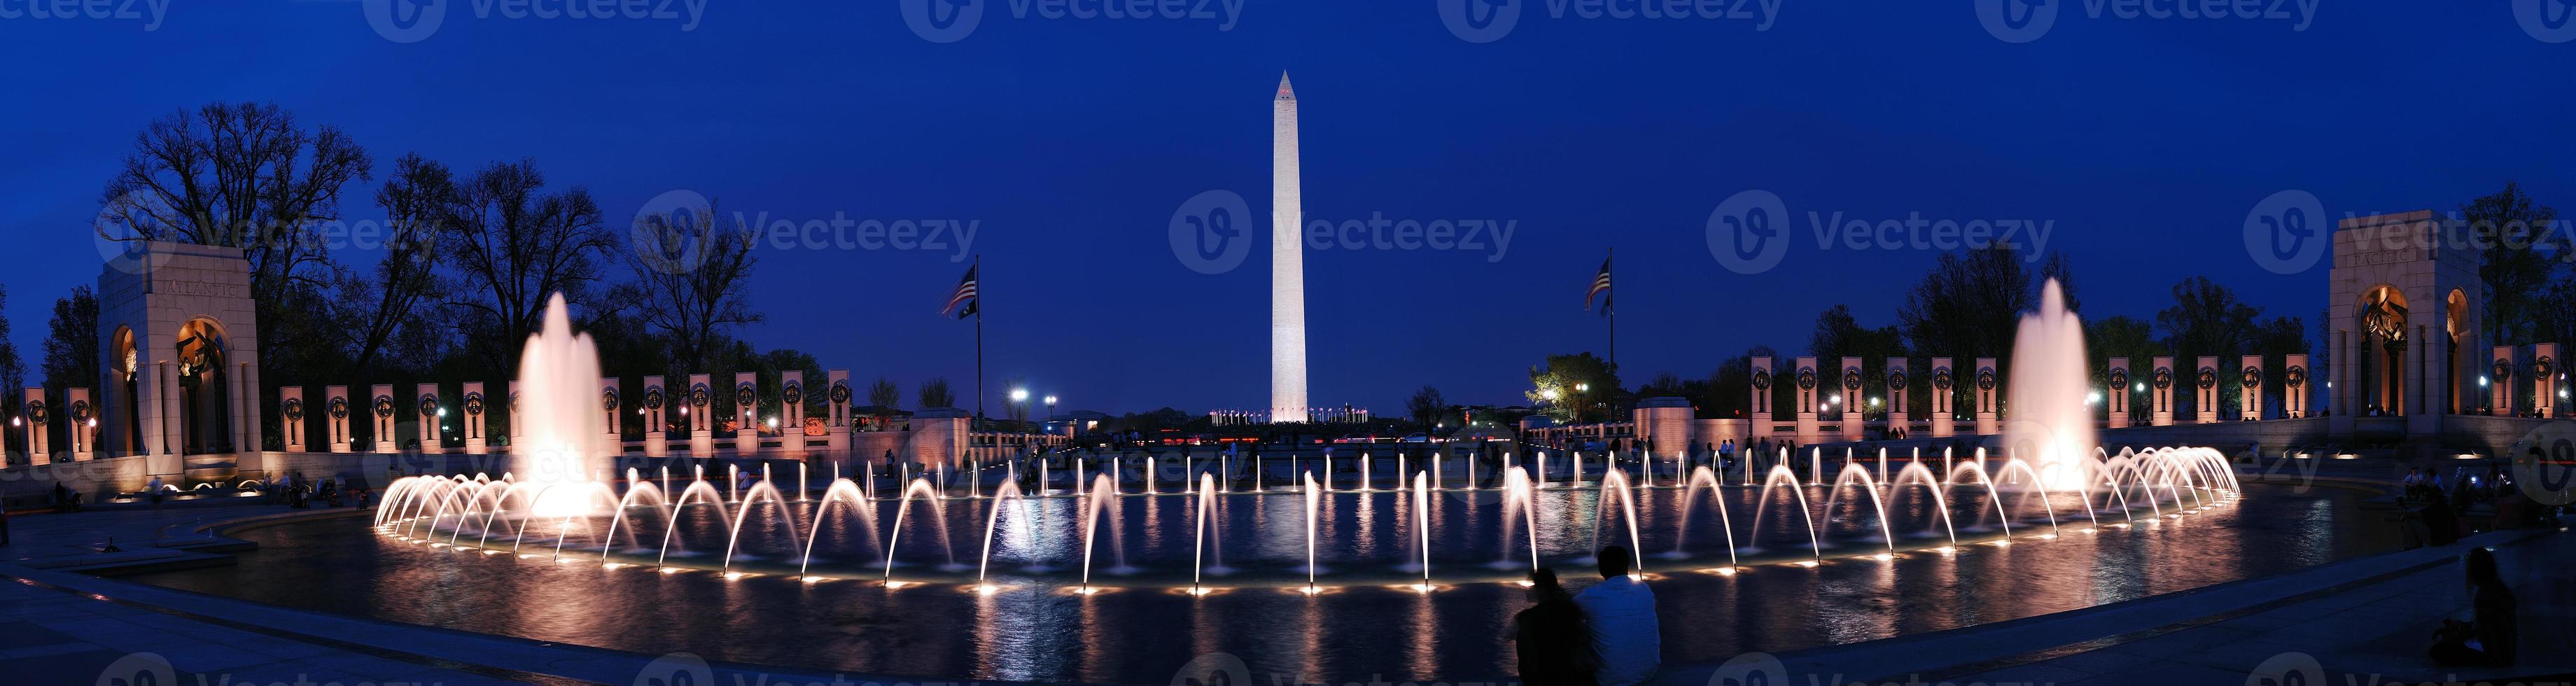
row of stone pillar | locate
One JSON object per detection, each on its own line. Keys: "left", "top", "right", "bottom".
{"left": 276, "top": 370, "right": 865, "bottom": 457}
{"left": 1741, "top": 353, "right": 2319, "bottom": 442}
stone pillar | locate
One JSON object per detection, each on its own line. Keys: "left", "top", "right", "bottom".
{"left": 641, "top": 376, "right": 668, "bottom": 458}
{"left": 232, "top": 361, "right": 256, "bottom": 455}
{"left": 2493, "top": 346, "right": 2515, "bottom": 416}
{"left": 2151, "top": 357, "right": 2176, "bottom": 426}
{"left": 1749, "top": 356, "right": 1773, "bottom": 440}
{"left": 601, "top": 377, "right": 623, "bottom": 453}
{"left": 369, "top": 384, "right": 396, "bottom": 453}
{"left": 157, "top": 362, "right": 181, "bottom": 456}
{"left": 825, "top": 370, "right": 851, "bottom": 453}
{"left": 1839, "top": 357, "right": 1865, "bottom": 442}
{"left": 2535, "top": 344, "right": 2558, "bottom": 418}
{"left": 1973, "top": 358, "right": 1999, "bottom": 435}
{"left": 326, "top": 385, "right": 351, "bottom": 453}
{"left": 22, "top": 388, "right": 51, "bottom": 464}
{"left": 66, "top": 388, "right": 94, "bottom": 461}
{"left": 507, "top": 382, "right": 525, "bottom": 443}
{"left": 2239, "top": 355, "right": 2265, "bottom": 421}
{"left": 2283, "top": 354, "right": 2311, "bottom": 418}
{"left": 1930, "top": 358, "right": 1956, "bottom": 438}
{"left": 780, "top": 371, "right": 807, "bottom": 458}
{"left": 2106, "top": 358, "right": 2131, "bottom": 429}
{"left": 279, "top": 386, "right": 306, "bottom": 452}
{"left": 1793, "top": 356, "right": 1819, "bottom": 443}
{"left": 687, "top": 374, "right": 714, "bottom": 456}
{"left": 2332, "top": 330, "right": 2351, "bottom": 419}
{"left": 135, "top": 363, "right": 162, "bottom": 457}
{"left": 734, "top": 372, "right": 761, "bottom": 455}
{"left": 1884, "top": 358, "right": 1909, "bottom": 438}
{"left": 416, "top": 383, "right": 446, "bottom": 454}
{"left": 2194, "top": 356, "right": 2220, "bottom": 424}
{"left": 462, "top": 382, "right": 489, "bottom": 455}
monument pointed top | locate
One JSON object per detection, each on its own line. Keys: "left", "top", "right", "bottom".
{"left": 1276, "top": 71, "right": 1295, "bottom": 100}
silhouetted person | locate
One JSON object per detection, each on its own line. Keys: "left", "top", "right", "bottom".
{"left": 1574, "top": 546, "right": 1660, "bottom": 686}
{"left": 2430, "top": 547, "right": 2517, "bottom": 666}
{"left": 1513, "top": 568, "right": 1597, "bottom": 686}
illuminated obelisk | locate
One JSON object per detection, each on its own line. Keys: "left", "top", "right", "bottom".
{"left": 1270, "top": 72, "right": 1310, "bottom": 423}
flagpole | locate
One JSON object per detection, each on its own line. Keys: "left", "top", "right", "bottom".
{"left": 1607, "top": 246, "right": 1616, "bottom": 372}
{"left": 974, "top": 253, "right": 986, "bottom": 421}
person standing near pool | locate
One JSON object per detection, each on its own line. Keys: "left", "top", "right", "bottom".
{"left": 1574, "top": 546, "right": 1660, "bottom": 686}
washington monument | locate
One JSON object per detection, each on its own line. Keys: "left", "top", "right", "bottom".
{"left": 1270, "top": 72, "right": 1309, "bottom": 423}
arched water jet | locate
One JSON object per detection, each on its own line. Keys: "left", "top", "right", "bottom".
{"left": 882, "top": 478, "right": 956, "bottom": 582}
{"left": 1589, "top": 470, "right": 1645, "bottom": 571}
{"left": 1749, "top": 465, "right": 1823, "bottom": 565}
{"left": 979, "top": 480, "right": 1031, "bottom": 589}
{"left": 1672, "top": 466, "right": 1739, "bottom": 570}
{"left": 799, "top": 479, "right": 880, "bottom": 578}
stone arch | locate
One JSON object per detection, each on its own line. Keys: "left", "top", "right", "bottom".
{"left": 2353, "top": 284, "right": 2409, "bottom": 416}
{"left": 175, "top": 316, "right": 234, "bottom": 454}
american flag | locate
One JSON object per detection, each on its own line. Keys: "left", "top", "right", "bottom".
{"left": 940, "top": 265, "right": 979, "bottom": 318}
{"left": 1585, "top": 256, "right": 1612, "bottom": 314}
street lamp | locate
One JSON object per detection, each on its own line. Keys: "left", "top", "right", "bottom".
{"left": 1540, "top": 388, "right": 1560, "bottom": 401}
{"left": 1010, "top": 388, "right": 1030, "bottom": 402}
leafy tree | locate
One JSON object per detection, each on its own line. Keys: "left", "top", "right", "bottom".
{"left": 1407, "top": 386, "right": 1447, "bottom": 430}
{"left": 1526, "top": 351, "right": 1622, "bottom": 423}
{"left": 868, "top": 377, "right": 902, "bottom": 409}
{"left": 439, "top": 159, "right": 612, "bottom": 375}
{"left": 2085, "top": 314, "right": 2162, "bottom": 416}
{"left": 41, "top": 287, "right": 100, "bottom": 398}
{"left": 336, "top": 153, "right": 451, "bottom": 378}
{"left": 0, "top": 286, "right": 23, "bottom": 451}
{"left": 1807, "top": 304, "right": 1908, "bottom": 407}
{"left": 918, "top": 377, "right": 956, "bottom": 410}
{"left": 94, "top": 102, "right": 373, "bottom": 384}
{"left": 2463, "top": 182, "right": 2558, "bottom": 346}
{"left": 621, "top": 197, "right": 762, "bottom": 374}
{"left": 1899, "top": 245, "right": 2036, "bottom": 413}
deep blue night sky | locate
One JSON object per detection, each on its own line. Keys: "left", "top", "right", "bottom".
{"left": 3, "top": 1, "right": 2569, "bottom": 415}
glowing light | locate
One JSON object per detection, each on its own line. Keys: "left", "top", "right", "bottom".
{"left": 1794, "top": 561, "right": 1820, "bottom": 568}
